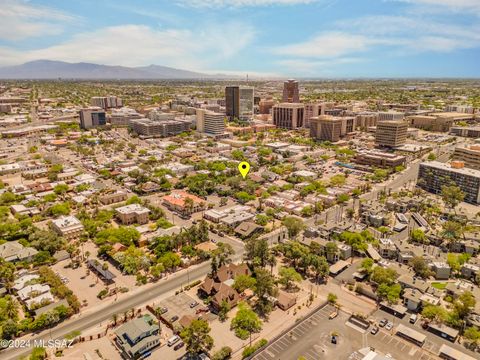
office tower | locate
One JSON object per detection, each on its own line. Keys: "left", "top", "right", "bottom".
{"left": 303, "top": 103, "right": 325, "bottom": 128}
{"left": 196, "top": 109, "right": 205, "bottom": 133}
{"left": 225, "top": 86, "right": 240, "bottom": 121}
{"left": 130, "top": 118, "right": 190, "bottom": 137}
{"left": 79, "top": 107, "right": 106, "bottom": 129}
{"left": 282, "top": 79, "right": 299, "bottom": 103}
{"left": 310, "top": 116, "right": 342, "bottom": 142}
{"left": 450, "top": 126, "right": 480, "bottom": 138}
{"left": 259, "top": 96, "right": 275, "bottom": 114}
{"left": 418, "top": 161, "right": 480, "bottom": 204}
{"left": 355, "top": 112, "right": 378, "bottom": 129}
{"left": 375, "top": 120, "right": 408, "bottom": 147}
{"left": 239, "top": 87, "right": 254, "bottom": 120}
{"left": 204, "top": 111, "right": 226, "bottom": 135}
{"left": 90, "top": 96, "right": 122, "bottom": 110}
{"left": 378, "top": 111, "right": 404, "bottom": 121}
{"left": 272, "top": 103, "right": 304, "bottom": 129}
{"left": 453, "top": 146, "right": 480, "bottom": 170}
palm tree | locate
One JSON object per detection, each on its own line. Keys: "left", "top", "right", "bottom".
{"left": 112, "top": 313, "right": 118, "bottom": 326}
{"left": 4, "top": 296, "right": 19, "bottom": 320}
{"left": 266, "top": 252, "right": 277, "bottom": 274}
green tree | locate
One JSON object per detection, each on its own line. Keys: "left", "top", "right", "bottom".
{"left": 212, "top": 346, "right": 233, "bottom": 360}
{"left": 360, "top": 258, "right": 374, "bottom": 275}
{"left": 453, "top": 291, "right": 476, "bottom": 319}
{"left": 422, "top": 305, "right": 448, "bottom": 323}
{"left": 253, "top": 268, "right": 278, "bottom": 316}
{"left": 409, "top": 256, "right": 432, "bottom": 279}
{"left": 245, "top": 237, "right": 269, "bottom": 268}
{"left": 278, "top": 267, "right": 302, "bottom": 290}
{"left": 441, "top": 184, "right": 465, "bottom": 213}
{"left": 53, "top": 183, "right": 69, "bottom": 195}
{"left": 232, "top": 274, "right": 257, "bottom": 293}
{"left": 410, "top": 229, "right": 427, "bottom": 244}
{"left": 327, "top": 293, "right": 337, "bottom": 304}
{"left": 180, "top": 319, "right": 214, "bottom": 355}
{"left": 370, "top": 266, "right": 398, "bottom": 285}
{"left": 218, "top": 300, "right": 231, "bottom": 322}
{"left": 282, "top": 216, "right": 305, "bottom": 239}
{"left": 230, "top": 302, "right": 262, "bottom": 340}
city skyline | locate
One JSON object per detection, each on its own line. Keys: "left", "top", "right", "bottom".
{"left": 0, "top": 0, "right": 479, "bottom": 78}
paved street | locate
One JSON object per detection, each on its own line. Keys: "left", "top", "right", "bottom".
{"left": 1, "top": 241, "right": 245, "bottom": 360}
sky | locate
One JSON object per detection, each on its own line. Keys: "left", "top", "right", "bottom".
{"left": 0, "top": 0, "right": 479, "bottom": 78}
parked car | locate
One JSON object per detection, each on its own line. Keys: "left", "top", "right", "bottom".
{"left": 379, "top": 319, "right": 388, "bottom": 327}
{"left": 370, "top": 326, "right": 379, "bottom": 335}
{"left": 218, "top": 232, "right": 225, "bottom": 237}
{"left": 170, "top": 315, "right": 179, "bottom": 322}
{"left": 174, "top": 342, "right": 184, "bottom": 351}
{"left": 159, "top": 307, "right": 168, "bottom": 315}
{"left": 385, "top": 322, "right": 393, "bottom": 331}
{"left": 329, "top": 311, "right": 338, "bottom": 320}
{"left": 190, "top": 301, "right": 199, "bottom": 308}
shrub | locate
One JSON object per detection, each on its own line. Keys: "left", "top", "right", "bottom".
{"left": 242, "top": 339, "right": 268, "bottom": 359}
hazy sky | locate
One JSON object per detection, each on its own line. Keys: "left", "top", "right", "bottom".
{"left": 0, "top": 0, "right": 479, "bottom": 77}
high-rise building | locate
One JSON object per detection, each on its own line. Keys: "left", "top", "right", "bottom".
{"left": 225, "top": 86, "right": 254, "bottom": 121}
{"left": 303, "top": 103, "right": 325, "bottom": 128}
{"left": 453, "top": 146, "right": 480, "bottom": 170}
{"left": 310, "top": 116, "right": 342, "bottom": 142}
{"left": 418, "top": 161, "right": 480, "bottom": 204}
{"left": 272, "top": 103, "right": 304, "bottom": 129}
{"left": 375, "top": 120, "right": 408, "bottom": 148}
{"left": 130, "top": 118, "right": 190, "bottom": 137}
{"left": 450, "top": 126, "right": 480, "bottom": 138}
{"left": 90, "top": 96, "right": 122, "bottom": 110}
{"left": 259, "top": 96, "right": 275, "bottom": 115}
{"left": 204, "top": 111, "right": 226, "bottom": 136}
{"left": 225, "top": 86, "right": 240, "bottom": 121}
{"left": 282, "top": 79, "right": 299, "bottom": 103}
{"left": 355, "top": 112, "right": 378, "bottom": 130}
{"left": 79, "top": 107, "right": 106, "bottom": 129}
{"left": 239, "top": 87, "right": 254, "bottom": 120}
{"left": 196, "top": 109, "right": 205, "bottom": 133}
{"left": 378, "top": 111, "right": 404, "bottom": 122}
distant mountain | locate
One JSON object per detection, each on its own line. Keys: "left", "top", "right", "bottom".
{"left": 0, "top": 60, "right": 224, "bottom": 79}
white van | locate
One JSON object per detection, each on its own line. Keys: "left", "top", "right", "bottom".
{"left": 409, "top": 314, "right": 417, "bottom": 324}
{"left": 168, "top": 335, "right": 180, "bottom": 347}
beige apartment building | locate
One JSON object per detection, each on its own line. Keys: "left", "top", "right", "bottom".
{"left": 453, "top": 145, "right": 480, "bottom": 170}
{"left": 375, "top": 120, "right": 408, "bottom": 148}
{"left": 52, "top": 216, "right": 84, "bottom": 240}
{"left": 100, "top": 191, "right": 128, "bottom": 205}
{"left": 115, "top": 204, "right": 150, "bottom": 225}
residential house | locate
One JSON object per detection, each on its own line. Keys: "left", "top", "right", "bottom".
{"left": 0, "top": 241, "right": 38, "bottom": 262}
{"left": 198, "top": 263, "right": 250, "bottom": 312}
{"left": 114, "top": 316, "right": 160, "bottom": 359}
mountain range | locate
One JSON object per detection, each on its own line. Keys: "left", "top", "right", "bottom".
{"left": 0, "top": 60, "right": 230, "bottom": 79}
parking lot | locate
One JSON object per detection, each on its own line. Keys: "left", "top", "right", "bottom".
{"left": 253, "top": 304, "right": 441, "bottom": 360}
{"left": 154, "top": 292, "right": 216, "bottom": 324}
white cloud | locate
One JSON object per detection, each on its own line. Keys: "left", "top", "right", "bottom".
{"left": 277, "top": 58, "right": 364, "bottom": 75}
{"left": 391, "top": 0, "right": 480, "bottom": 12}
{"left": 0, "top": 23, "right": 256, "bottom": 70}
{"left": 0, "top": 0, "right": 75, "bottom": 41}
{"left": 177, "top": 0, "right": 318, "bottom": 8}
{"left": 271, "top": 32, "right": 379, "bottom": 58}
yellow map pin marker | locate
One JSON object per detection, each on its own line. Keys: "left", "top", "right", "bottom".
{"left": 238, "top": 161, "right": 250, "bottom": 179}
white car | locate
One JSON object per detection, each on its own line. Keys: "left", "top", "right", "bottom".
{"left": 385, "top": 322, "right": 393, "bottom": 331}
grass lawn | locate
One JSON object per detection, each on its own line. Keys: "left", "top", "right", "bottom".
{"left": 431, "top": 282, "right": 447, "bottom": 290}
